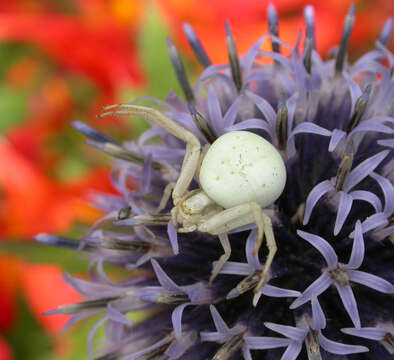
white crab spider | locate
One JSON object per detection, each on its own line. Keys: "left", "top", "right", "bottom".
{"left": 99, "top": 104, "right": 286, "bottom": 304}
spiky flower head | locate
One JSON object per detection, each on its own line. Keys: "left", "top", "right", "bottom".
{"left": 37, "top": 4, "right": 393, "bottom": 360}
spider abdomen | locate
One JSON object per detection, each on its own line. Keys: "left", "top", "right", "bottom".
{"left": 199, "top": 131, "right": 286, "bottom": 209}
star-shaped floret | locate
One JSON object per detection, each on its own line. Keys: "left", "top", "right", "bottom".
{"left": 244, "top": 296, "right": 369, "bottom": 359}
{"left": 137, "top": 259, "right": 213, "bottom": 339}
{"left": 290, "top": 221, "right": 394, "bottom": 327}
{"left": 200, "top": 305, "right": 249, "bottom": 359}
{"left": 303, "top": 150, "right": 389, "bottom": 235}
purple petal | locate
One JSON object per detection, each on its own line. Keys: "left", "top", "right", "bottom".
{"left": 311, "top": 295, "right": 326, "bottom": 330}
{"left": 345, "top": 77, "right": 362, "bottom": 117}
{"left": 289, "top": 123, "right": 332, "bottom": 139}
{"left": 347, "top": 221, "right": 364, "bottom": 269}
{"left": 378, "top": 139, "right": 394, "bottom": 148}
{"left": 63, "top": 273, "right": 117, "bottom": 296}
{"left": 167, "top": 220, "right": 179, "bottom": 255}
{"left": 167, "top": 112, "right": 200, "bottom": 138}
{"left": 258, "top": 50, "right": 292, "bottom": 70}
{"left": 303, "top": 180, "right": 334, "bottom": 225}
{"left": 165, "top": 330, "right": 197, "bottom": 359}
{"left": 328, "top": 129, "right": 346, "bottom": 152}
{"left": 245, "top": 229, "right": 261, "bottom": 270}
{"left": 172, "top": 303, "right": 190, "bottom": 339}
{"left": 242, "top": 344, "right": 253, "bottom": 360}
{"left": 297, "top": 230, "right": 338, "bottom": 266}
{"left": 142, "top": 144, "right": 185, "bottom": 159}
{"left": 348, "top": 270, "right": 394, "bottom": 294}
{"left": 244, "top": 336, "right": 291, "bottom": 349}
{"left": 207, "top": 85, "right": 223, "bottom": 134}
{"left": 107, "top": 303, "right": 133, "bottom": 326}
{"left": 264, "top": 322, "right": 308, "bottom": 342}
{"left": 88, "top": 316, "right": 107, "bottom": 360}
{"left": 245, "top": 90, "right": 276, "bottom": 133}
{"left": 124, "top": 336, "right": 172, "bottom": 360}
{"left": 199, "top": 64, "right": 227, "bottom": 81}
{"left": 350, "top": 121, "right": 394, "bottom": 136}
{"left": 244, "top": 71, "right": 271, "bottom": 85}
{"left": 151, "top": 259, "right": 182, "bottom": 293}
{"left": 242, "top": 35, "right": 268, "bottom": 76}
{"left": 290, "top": 272, "right": 332, "bottom": 309}
{"left": 60, "top": 310, "right": 101, "bottom": 332}
{"left": 334, "top": 191, "right": 353, "bottom": 235}
{"left": 140, "top": 155, "right": 152, "bottom": 194}
{"left": 334, "top": 284, "right": 360, "bottom": 328}
{"left": 359, "top": 212, "right": 389, "bottom": 233}
{"left": 200, "top": 331, "right": 230, "bottom": 343}
{"left": 318, "top": 332, "right": 369, "bottom": 355}
{"left": 225, "top": 118, "right": 272, "bottom": 137}
{"left": 349, "top": 190, "right": 382, "bottom": 213}
{"left": 214, "top": 261, "right": 253, "bottom": 276}
{"left": 260, "top": 284, "right": 300, "bottom": 298}
{"left": 370, "top": 172, "right": 394, "bottom": 215}
{"left": 182, "top": 282, "right": 213, "bottom": 304}
{"left": 138, "top": 126, "right": 167, "bottom": 146}
{"left": 209, "top": 305, "right": 230, "bottom": 333}
{"left": 222, "top": 97, "right": 240, "bottom": 128}
{"left": 281, "top": 341, "right": 303, "bottom": 360}
{"left": 341, "top": 327, "right": 386, "bottom": 340}
{"left": 344, "top": 150, "right": 389, "bottom": 192}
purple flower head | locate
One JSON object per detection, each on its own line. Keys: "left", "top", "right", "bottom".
{"left": 39, "top": 3, "right": 394, "bottom": 359}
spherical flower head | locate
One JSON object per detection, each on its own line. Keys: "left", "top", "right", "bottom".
{"left": 37, "top": 4, "right": 393, "bottom": 360}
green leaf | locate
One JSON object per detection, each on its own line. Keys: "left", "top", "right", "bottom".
{"left": 0, "top": 85, "right": 28, "bottom": 133}
{"left": 0, "top": 243, "right": 88, "bottom": 273}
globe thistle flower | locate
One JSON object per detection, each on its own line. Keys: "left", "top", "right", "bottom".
{"left": 37, "top": 4, "right": 394, "bottom": 360}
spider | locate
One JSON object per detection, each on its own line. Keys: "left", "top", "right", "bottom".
{"left": 99, "top": 104, "right": 287, "bottom": 305}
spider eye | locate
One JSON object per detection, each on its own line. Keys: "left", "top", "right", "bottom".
{"left": 199, "top": 131, "right": 286, "bottom": 209}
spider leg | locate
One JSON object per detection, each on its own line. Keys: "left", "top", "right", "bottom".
{"left": 154, "top": 182, "right": 175, "bottom": 214}
{"left": 99, "top": 105, "right": 201, "bottom": 205}
{"left": 198, "top": 202, "right": 277, "bottom": 306}
{"left": 209, "top": 233, "right": 231, "bottom": 287}
{"left": 253, "top": 214, "right": 277, "bottom": 307}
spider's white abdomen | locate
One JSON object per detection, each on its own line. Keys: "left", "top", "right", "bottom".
{"left": 199, "top": 131, "right": 286, "bottom": 209}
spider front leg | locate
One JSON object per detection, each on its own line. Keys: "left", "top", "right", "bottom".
{"left": 99, "top": 105, "right": 201, "bottom": 205}
{"left": 198, "top": 202, "right": 277, "bottom": 305}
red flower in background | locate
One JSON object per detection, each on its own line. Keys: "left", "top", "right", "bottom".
{"left": 0, "top": 0, "right": 145, "bottom": 95}
{"left": 0, "top": 337, "right": 12, "bottom": 360}
{"left": 158, "top": 0, "right": 393, "bottom": 64}
{"left": 0, "top": 141, "right": 114, "bottom": 238}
